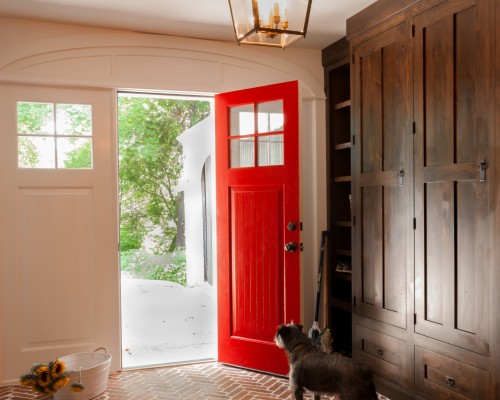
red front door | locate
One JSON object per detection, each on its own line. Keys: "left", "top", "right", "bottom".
{"left": 216, "top": 81, "right": 300, "bottom": 375}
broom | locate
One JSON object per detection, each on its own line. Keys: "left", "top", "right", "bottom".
{"left": 308, "top": 230, "right": 329, "bottom": 345}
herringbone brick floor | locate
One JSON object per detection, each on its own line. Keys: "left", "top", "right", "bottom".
{"left": 0, "top": 362, "right": 389, "bottom": 400}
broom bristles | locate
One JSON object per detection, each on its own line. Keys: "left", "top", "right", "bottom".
{"left": 308, "top": 321, "right": 321, "bottom": 345}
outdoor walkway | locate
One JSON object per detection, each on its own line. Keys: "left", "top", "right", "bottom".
{"left": 121, "top": 276, "right": 217, "bottom": 368}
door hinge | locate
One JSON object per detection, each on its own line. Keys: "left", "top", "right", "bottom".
{"left": 413, "top": 122, "right": 416, "bottom": 134}
{"left": 414, "top": 313, "right": 417, "bottom": 325}
{"left": 353, "top": 296, "right": 356, "bottom": 308}
{"left": 352, "top": 135, "right": 355, "bottom": 145}
{"left": 300, "top": 243, "right": 304, "bottom": 252}
{"left": 412, "top": 25, "right": 415, "bottom": 36}
{"left": 353, "top": 215, "right": 356, "bottom": 226}
{"left": 300, "top": 222, "right": 303, "bottom": 231}
{"left": 413, "top": 218, "right": 416, "bottom": 230}
{"left": 352, "top": 54, "right": 355, "bottom": 64}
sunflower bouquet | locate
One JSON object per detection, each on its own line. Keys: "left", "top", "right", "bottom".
{"left": 20, "top": 359, "right": 85, "bottom": 395}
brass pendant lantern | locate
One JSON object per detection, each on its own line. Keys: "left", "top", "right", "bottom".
{"left": 228, "top": 0, "right": 312, "bottom": 49}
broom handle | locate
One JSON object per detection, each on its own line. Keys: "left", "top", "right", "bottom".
{"left": 314, "top": 230, "right": 329, "bottom": 322}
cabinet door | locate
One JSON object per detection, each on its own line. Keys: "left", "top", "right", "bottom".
{"left": 414, "top": 0, "right": 492, "bottom": 355}
{"left": 352, "top": 23, "right": 411, "bottom": 329}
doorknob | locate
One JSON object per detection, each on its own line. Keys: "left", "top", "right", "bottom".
{"left": 287, "top": 222, "right": 297, "bottom": 231}
{"left": 284, "top": 242, "right": 297, "bottom": 252}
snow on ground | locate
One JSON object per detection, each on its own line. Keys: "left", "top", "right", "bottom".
{"left": 120, "top": 275, "right": 217, "bottom": 368}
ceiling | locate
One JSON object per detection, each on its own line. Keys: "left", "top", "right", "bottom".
{"left": 0, "top": 0, "right": 377, "bottom": 50}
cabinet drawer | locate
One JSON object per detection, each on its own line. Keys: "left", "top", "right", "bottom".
{"left": 353, "top": 324, "right": 408, "bottom": 387}
{"left": 415, "top": 347, "right": 489, "bottom": 399}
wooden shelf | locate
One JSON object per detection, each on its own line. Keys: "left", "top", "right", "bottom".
{"left": 336, "top": 249, "right": 352, "bottom": 257}
{"left": 334, "top": 100, "right": 352, "bottom": 110}
{"left": 335, "top": 220, "right": 351, "bottom": 228}
{"left": 324, "top": 37, "right": 352, "bottom": 356}
{"left": 334, "top": 270, "right": 352, "bottom": 281}
{"left": 334, "top": 142, "right": 352, "bottom": 150}
{"left": 331, "top": 298, "right": 352, "bottom": 312}
{"left": 334, "top": 176, "right": 351, "bottom": 183}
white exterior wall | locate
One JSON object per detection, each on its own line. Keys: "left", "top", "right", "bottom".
{"left": 177, "top": 115, "right": 215, "bottom": 286}
{"left": 0, "top": 16, "right": 328, "bottom": 380}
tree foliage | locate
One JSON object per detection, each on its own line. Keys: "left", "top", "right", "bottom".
{"left": 118, "top": 96, "right": 210, "bottom": 254}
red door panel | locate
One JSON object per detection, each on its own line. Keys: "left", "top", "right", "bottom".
{"left": 216, "top": 81, "right": 300, "bottom": 375}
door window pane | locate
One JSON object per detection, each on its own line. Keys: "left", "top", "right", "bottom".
{"left": 57, "top": 137, "right": 93, "bottom": 168}
{"left": 17, "top": 101, "right": 93, "bottom": 169}
{"left": 17, "top": 102, "right": 54, "bottom": 135}
{"left": 230, "top": 105, "right": 254, "bottom": 136}
{"left": 257, "top": 101, "right": 283, "bottom": 133}
{"left": 258, "top": 134, "right": 284, "bottom": 166}
{"left": 18, "top": 136, "right": 56, "bottom": 168}
{"left": 230, "top": 138, "right": 254, "bottom": 168}
{"left": 56, "top": 104, "right": 92, "bottom": 136}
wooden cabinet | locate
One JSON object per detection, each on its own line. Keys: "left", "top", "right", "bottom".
{"left": 413, "top": 0, "right": 491, "bottom": 357}
{"left": 322, "top": 38, "right": 353, "bottom": 356}
{"left": 342, "top": 0, "right": 499, "bottom": 398}
{"left": 351, "top": 21, "right": 411, "bottom": 330}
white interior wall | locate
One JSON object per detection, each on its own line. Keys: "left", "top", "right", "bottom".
{"left": 0, "top": 16, "right": 328, "bottom": 379}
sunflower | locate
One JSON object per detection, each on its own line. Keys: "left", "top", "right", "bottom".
{"left": 19, "top": 373, "right": 37, "bottom": 387}
{"left": 53, "top": 376, "right": 70, "bottom": 390}
{"left": 71, "top": 382, "right": 85, "bottom": 392}
{"left": 50, "top": 360, "right": 66, "bottom": 378}
{"left": 36, "top": 366, "right": 51, "bottom": 387}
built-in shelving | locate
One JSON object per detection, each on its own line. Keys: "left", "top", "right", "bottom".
{"left": 323, "top": 36, "right": 352, "bottom": 357}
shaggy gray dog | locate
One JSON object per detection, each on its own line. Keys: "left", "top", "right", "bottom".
{"left": 275, "top": 323, "right": 378, "bottom": 400}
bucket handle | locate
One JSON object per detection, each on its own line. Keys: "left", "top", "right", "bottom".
{"left": 93, "top": 347, "right": 109, "bottom": 353}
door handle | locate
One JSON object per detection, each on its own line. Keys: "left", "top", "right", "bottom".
{"left": 284, "top": 242, "right": 297, "bottom": 252}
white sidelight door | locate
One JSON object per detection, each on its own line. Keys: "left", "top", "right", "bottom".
{"left": 0, "top": 84, "right": 120, "bottom": 384}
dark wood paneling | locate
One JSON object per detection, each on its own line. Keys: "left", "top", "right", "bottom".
{"left": 456, "top": 6, "right": 478, "bottom": 163}
{"left": 322, "top": 37, "right": 349, "bottom": 67}
{"left": 353, "top": 22, "right": 409, "bottom": 330}
{"left": 424, "top": 14, "right": 454, "bottom": 167}
{"left": 414, "top": 0, "right": 490, "bottom": 356}
{"left": 347, "top": 0, "right": 420, "bottom": 40}
{"left": 360, "top": 49, "right": 382, "bottom": 174}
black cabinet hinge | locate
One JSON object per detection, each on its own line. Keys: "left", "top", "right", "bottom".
{"left": 412, "top": 25, "right": 415, "bottom": 36}
{"left": 413, "top": 218, "right": 416, "bottom": 230}
{"left": 413, "top": 122, "right": 416, "bottom": 134}
{"left": 414, "top": 313, "right": 417, "bottom": 325}
{"left": 353, "top": 215, "right": 356, "bottom": 226}
{"left": 352, "top": 54, "right": 355, "bottom": 64}
{"left": 300, "top": 222, "right": 303, "bottom": 231}
{"left": 352, "top": 135, "right": 355, "bottom": 145}
{"left": 353, "top": 296, "right": 357, "bottom": 307}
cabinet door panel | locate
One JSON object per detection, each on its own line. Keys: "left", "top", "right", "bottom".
{"left": 414, "top": 0, "right": 491, "bottom": 355}
{"left": 352, "top": 23, "right": 410, "bottom": 329}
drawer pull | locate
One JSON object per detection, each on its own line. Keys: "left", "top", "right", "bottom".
{"left": 376, "top": 348, "right": 384, "bottom": 357}
{"left": 445, "top": 376, "right": 455, "bottom": 387}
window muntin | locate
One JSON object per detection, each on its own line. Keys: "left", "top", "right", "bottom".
{"left": 229, "top": 100, "right": 284, "bottom": 168}
{"left": 17, "top": 101, "right": 93, "bottom": 169}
